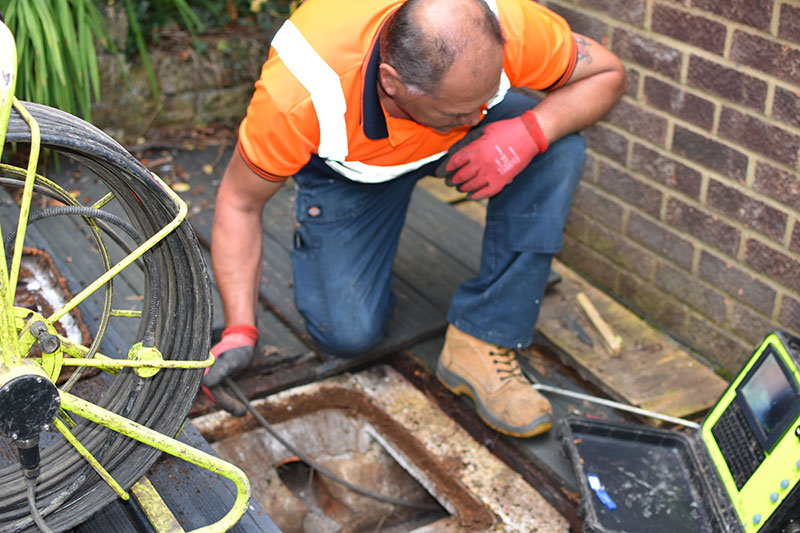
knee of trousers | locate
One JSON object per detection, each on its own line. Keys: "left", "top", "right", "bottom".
{"left": 304, "top": 308, "right": 388, "bottom": 358}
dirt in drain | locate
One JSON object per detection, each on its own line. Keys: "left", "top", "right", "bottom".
{"left": 212, "top": 407, "right": 449, "bottom": 533}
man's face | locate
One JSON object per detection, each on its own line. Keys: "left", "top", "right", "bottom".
{"left": 395, "top": 81, "right": 499, "bottom": 133}
{"left": 381, "top": 44, "right": 504, "bottom": 133}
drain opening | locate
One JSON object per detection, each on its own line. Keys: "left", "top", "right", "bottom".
{"left": 210, "top": 408, "right": 451, "bottom": 533}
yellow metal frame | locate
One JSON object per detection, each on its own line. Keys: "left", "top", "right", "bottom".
{"left": 0, "top": 18, "right": 250, "bottom": 532}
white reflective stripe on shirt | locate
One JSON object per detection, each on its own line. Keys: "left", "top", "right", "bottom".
{"left": 325, "top": 150, "right": 448, "bottom": 183}
{"left": 272, "top": 7, "right": 511, "bottom": 183}
{"left": 271, "top": 21, "right": 349, "bottom": 160}
{"left": 487, "top": 71, "right": 511, "bottom": 108}
{"left": 480, "top": 0, "right": 509, "bottom": 108}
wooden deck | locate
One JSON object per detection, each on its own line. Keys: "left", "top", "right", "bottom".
{"left": 155, "top": 143, "right": 729, "bottom": 521}
{"left": 16, "top": 140, "right": 729, "bottom": 530}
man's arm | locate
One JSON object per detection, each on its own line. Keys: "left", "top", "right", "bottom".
{"left": 533, "top": 33, "right": 627, "bottom": 145}
{"left": 211, "top": 148, "right": 284, "bottom": 328}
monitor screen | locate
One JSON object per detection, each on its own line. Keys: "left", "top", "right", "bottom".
{"left": 739, "top": 348, "right": 800, "bottom": 450}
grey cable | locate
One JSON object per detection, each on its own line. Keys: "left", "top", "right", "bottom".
{"left": 532, "top": 383, "right": 700, "bottom": 429}
{"left": 223, "top": 378, "right": 441, "bottom": 511}
{"left": 26, "top": 479, "right": 54, "bottom": 533}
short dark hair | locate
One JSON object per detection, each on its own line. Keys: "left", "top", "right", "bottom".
{"left": 381, "top": 0, "right": 505, "bottom": 95}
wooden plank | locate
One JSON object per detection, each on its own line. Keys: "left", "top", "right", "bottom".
{"left": 534, "top": 259, "right": 728, "bottom": 420}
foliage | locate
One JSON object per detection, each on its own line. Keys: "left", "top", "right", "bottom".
{"left": 0, "top": 0, "right": 300, "bottom": 121}
{"left": 0, "top": 0, "right": 109, "bottom": 120}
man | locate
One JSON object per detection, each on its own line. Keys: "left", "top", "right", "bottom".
{"left": 204, "top": 0, "right": 625, "bottom": 438}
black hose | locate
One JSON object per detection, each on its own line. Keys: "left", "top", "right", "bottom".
{"left": 224, "top": 378, "right": 441, "bottom": 511}
{"left": 3, "top": 204, "right": 161, "bottom": 346}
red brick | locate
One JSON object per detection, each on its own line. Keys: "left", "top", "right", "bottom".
{"left": 652, "top": 3, "right": 726, "bottom": 54}
{"left": 744, "top": 238, "right": 800, "bottom": 293}
{"left": 625, "top": 67, "right": 640, "bottom": 98}
{"left": 560, "top": 237, "right": 618, "bottom": 291}
{"left": 693, "top": 0, "right": 772, "bottom": 31}
{"left": 627, "top": 213, "right": 695, "bottom": 270}
{"left": 791, "top": 221, "right": 800, "bottom": 255}
{"left": 565, "top": 208, "right": 590, "bottom": 243}
{"left": 575, "top": 0, "right": 646, "bottom": 27}
{"left": 731, "top": 303, "right": 776, "bottom": 346}
{"left": 597, "top": 162, "right": 663, "bottom": 217}
{"left": 779, "top": 4, "right": 800, "bottom": 45}
{"left": 686, "top": 316, "right": 751, "bottom": 375}
{"left": 706, "top": 179, "right": 787, "bottom": 243}
{"left": 778, "top": 294, "right": 800, "bottom": 333}
{"left": 655, "top": 263, "right": 728, "bottom": 323}
{"left": 643, "top": 76, "right": 715, "bottom": 131}
{"left": 754, "top": 162, "right": 800, "bottom": 212}
{"left": 546, "top": 4, "right": 610, "bottom": 42}
{"left": 582, "top": 152, "right": 597, "bottom": 184}
{"left": 666, "top": 197, "right": 741, "bottom": 257}
{"left": 583, "top": 123, "right": 628, "bottom": 164}
{"left": 698, "top": 250, "right": 776, "bottom": 315}
{"left": 586, "top": 224, "right": 655, "bottom": 278}
{"left": 618, "top": 273, "right": 688, "bottom": 331}
{"left": 731, "top": 31, "right": 800, "bottom": 86}
{"left": 719, "top": 107, "right": 800, "bottom": 168}
{"left": 631, "top": 144, "right": 702, "bottom": 199}
{"left": 772, "top": 86, "right": 800, "bottom": 130}
{"left": 672, "top": 126, "right": 748, "bottom": 182}
{"left": 605, "top": 99, "right": 668, "bottom": 146}
{"left": 687, "top": 56, "right": 768, "bottom": 112}
{"left": 573, "top": 183, "right": 625, "bottom": 231}
{"left": 611, "top": 28, "right": 682, "bottom": 80}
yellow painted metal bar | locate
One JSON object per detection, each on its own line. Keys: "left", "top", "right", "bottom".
{"left": 60, "top": 391, "right": 250, "bottom": 533}
{"left": 110, "top": 309, "right": 143, "bottom": 318}
{"left": 130, "top": 477, "right": 186, "bottom": 533}
{"left": 91, "top": 192, "right": 116, "bottom": 210}
{"left": 8, "top": 98, "right": 41, "bottom": 309}
{"left": 0, "top": 21, "right": 18, "bottom": 367}
{"left": 49, "top": 174, "right": 187, "bottom": 323}
{"left": 60, "top": 352, "right": 215, "bottom": 371}
{"left": 0, "top": 21, "right": 17, "bottom": 159}
{"left": 53, "top": 418, "right": 129, "bottom": 500}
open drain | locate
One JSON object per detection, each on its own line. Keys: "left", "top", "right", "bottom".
{"left": 193, "top": 366, "right": 570, "bottom": 533}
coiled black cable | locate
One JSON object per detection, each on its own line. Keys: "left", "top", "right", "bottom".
{"left": 1, "top": 102, "right": 212, "bottom": 532}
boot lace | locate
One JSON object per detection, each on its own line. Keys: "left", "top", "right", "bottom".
{"left": 489, "top": 348, "right": 526, "bottom": 383}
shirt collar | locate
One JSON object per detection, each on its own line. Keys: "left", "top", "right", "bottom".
{"left": 361, "top": 31, "right": 389, "bottom": 140}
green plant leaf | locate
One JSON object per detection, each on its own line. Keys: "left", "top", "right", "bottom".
{"left": 124, "top": 0, "right": 161, "bottom": 106}
{"left": 31, "top": 0, "right": 68, "bottom": 86}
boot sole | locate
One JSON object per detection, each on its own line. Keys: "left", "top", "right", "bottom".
{"left": 435, "top": 361, "right": 553, "bottom": 438}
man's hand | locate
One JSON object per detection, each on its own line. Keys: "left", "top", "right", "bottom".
{"left": 439, "top": 110, "right": 549, "bottom": 200}
{"left": 203, "top": 324, "right": 258, "bottom": 387}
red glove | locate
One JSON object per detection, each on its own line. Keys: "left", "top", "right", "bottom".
{"left": 444, "top": 110, "right": 549, "bottom": 200}
{"left": 202, "top": 324, "right": 258, "bottom": 387}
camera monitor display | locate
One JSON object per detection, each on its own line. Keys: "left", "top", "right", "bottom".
{"left": 738, "top": 346, "right": 800, "bottom": 452}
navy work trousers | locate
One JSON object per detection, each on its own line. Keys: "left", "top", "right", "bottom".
{"left": 291, "top": 91, "right": 586, "bottom": 356}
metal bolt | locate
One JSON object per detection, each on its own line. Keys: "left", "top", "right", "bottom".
{"left": 11, "top": 433, "right": 17, "bottom": 440}
{"left": 42, "top": 425, "right": 50, "bottom": 432}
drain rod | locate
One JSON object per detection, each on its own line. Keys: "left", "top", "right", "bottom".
{"left": 223, "top": 378, "right": 441, "bottom": 511}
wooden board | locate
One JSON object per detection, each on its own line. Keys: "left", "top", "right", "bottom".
{"left": 534, "top": 259, "right": 728, "bottom": 420}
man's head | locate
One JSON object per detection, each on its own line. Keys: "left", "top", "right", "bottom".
{"left": 379, "top": 0, "right": 505, "bottom": 133}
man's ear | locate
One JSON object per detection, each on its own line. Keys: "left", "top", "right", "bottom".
{"left": 378, "top": 63, "right": 405, "bottom": 97}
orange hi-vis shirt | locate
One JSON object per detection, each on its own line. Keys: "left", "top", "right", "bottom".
{"left": 239, "top": 0, "right": 577, "bottom": 183}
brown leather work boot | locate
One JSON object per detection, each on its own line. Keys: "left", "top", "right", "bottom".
{"left": 435, "top": 325, "right": 553, "bottom": 437}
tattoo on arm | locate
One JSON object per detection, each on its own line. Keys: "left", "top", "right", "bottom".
{"left": 576, "top": 37, "right": 594, "bottom": 64}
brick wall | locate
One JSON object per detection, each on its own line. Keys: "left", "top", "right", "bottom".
{"left": 543, "top": 0, "right": 800, "bottom": 376}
